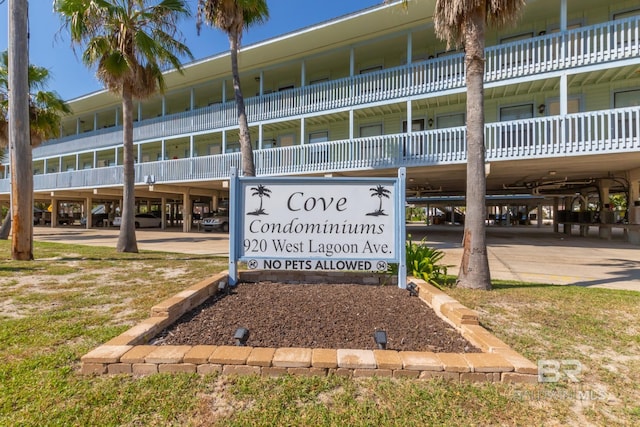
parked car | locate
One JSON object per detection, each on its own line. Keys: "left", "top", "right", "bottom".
{"left": 202, "top": 214, "right": 229, "bottom": 232}
{"left": 80, "top": 213, "right": 110, "bottom": 227}
{"left": 112, "top": 213, "right": 162, "bottom": 228}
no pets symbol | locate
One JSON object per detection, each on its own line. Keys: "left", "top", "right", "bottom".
{"left": 376, "top": 261, "right": 388, "bottom": 271}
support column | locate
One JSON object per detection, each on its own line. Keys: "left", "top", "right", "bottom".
{"left": 553, "top": 198, "right": 559, "bottom": 233}
{"left": 86, "top": 196, "right": 93, "bottom": 229}
{"left": 598, "top": 179, "right": 612, "bottom": 240}
{"left": 563, "top": 197, "right": 572, "bottom": 235}
{"left": 51, "top": 198, "right": 58, "bottom": 228}
{"left": 183, "top": 191, "right": 191, "bottom": 233}
{"left": 537, "top": 203, "right": 543, "bottom": 228}
{"left": 626, "top": 168, "right": 640, "bottom": 244}
{"left": 212, "top": 191, "right": 219, "bottom": 212}
{"left": 578, "top": 192, "right": 588, "bottom": 237}
{"left": 161, "top": 197, "right": 167, "bottom": 230}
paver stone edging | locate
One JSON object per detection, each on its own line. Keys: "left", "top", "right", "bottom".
{"left": 80, "top": 271, "right": 538, "bottom": 383}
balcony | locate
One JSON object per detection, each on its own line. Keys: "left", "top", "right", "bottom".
{"left": 33, "top": 15, "right": 640, "bottom": 160}
{"left": 2, "top": 106, "right": 637, "bottom": 194}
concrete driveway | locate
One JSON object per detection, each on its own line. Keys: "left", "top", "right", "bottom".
{"left": 32, "top": 224, "right": 640, "bottom": 292}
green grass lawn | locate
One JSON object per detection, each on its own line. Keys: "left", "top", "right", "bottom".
{"left": 1, "top": 241, "right": 638, "bottom": 426}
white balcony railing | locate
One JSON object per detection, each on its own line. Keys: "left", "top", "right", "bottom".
{"left": 33, "top": 16, "right": 640, "bottom": 160}
{"left": 2, "top": 107, "right": 636, "bottom": 194}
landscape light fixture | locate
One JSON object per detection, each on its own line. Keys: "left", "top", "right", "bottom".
{"left": 407, "top": 282, "right": 418, "bottom": 297}
{"left": 234, "top": 327, "right": 250, "bottom": 346}
{"left": 374, "top": 330, "right": 388, "bottom": 350}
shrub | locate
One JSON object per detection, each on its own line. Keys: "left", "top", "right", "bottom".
{"left": 389, "top": 236, "right": 451, "bottom": 289}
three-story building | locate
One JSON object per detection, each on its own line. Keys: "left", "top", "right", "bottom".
{"left": 2, "top": 0, "right": 639, "bottom": 240}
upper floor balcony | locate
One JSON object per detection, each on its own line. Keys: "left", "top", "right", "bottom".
{"left": 31, "top": 15, "right": 640, "bottom": 161}
{"left": 2, "top": 106, "right": 638, "bottom": 195}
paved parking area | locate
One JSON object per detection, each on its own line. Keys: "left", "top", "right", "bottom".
{"left": 33, "top": 224, "right": 640, "bottom": 292}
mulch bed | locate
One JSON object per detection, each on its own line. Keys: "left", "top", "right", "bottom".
{"left": 153, "top": 282, "right": 480, "bottom": 353}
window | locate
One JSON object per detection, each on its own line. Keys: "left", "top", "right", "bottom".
{"left": 358, "top": 66, "right": 383, "bottom": 99}
{"left": 436, "top": 113, "right": 465, "bottom": 129}
{"left": 277, "top": 134, "right": 296, "bottom": 167}
{"left": 359, "top": 65, "right": 382, "bottom": 74}
{"left": 436, "top": 113, "right": 465, "bottom": 155}
{"left": 614, "top": 89, "right": 640, "bottom": 140}
{"left": 614, "top": 89, "right": 640, "bottom": 108}
{"left": 308, "top": 131, "right": 329, "bottom": 164}
{"left": 309, "top": 77, "right": 329, "bottom": 85}
{"left": 261, "top": 138, "right": 277, "bottom": 149}
{"left": 360, "top": 124, "right": 383, "bottom": 137}
{"left": 402, "top": 119, "right": 425, "bottom": 157}
{"left": 500, "top": 104, "right": 534, "bottom": 121}
{"left": 613, "top": 8, "right": 640, "bottom": 20}
{"left": 309, "top": 131, "right": 328, "bottom": 144}
{"left": 500, "top": 104, "right": 534, "bottom": 150}
{"left": 402, "top": 119, "right": 425, "bottom": 132}
{"left": 358, "top": 124, "right": 386, "bottom": 162}
{"left": 225, "top": 142, "right": 241, "bottom": 153}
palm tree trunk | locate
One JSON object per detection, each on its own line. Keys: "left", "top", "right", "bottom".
{"left": 457, "top": 4, "right": 491, "bottom": 290}
{"left": 116, "top": 85, "right": 139, "bottom": 253}
{"left": 229, "top": 30, "right": 255, "bottom": 177}
{"left": 9, "top": 0, "right": 33, "bottom": 260}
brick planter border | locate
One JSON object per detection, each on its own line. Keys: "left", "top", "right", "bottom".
{"left": 81, "top": 271, "right": 538, "bottom": 383}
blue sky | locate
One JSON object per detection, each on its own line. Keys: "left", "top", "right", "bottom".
{"left": 1, "top": 0, "right": 382, "bottom": 100}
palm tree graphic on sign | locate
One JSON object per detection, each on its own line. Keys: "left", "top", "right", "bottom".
{"left": 367, "top": 185, "right": 391, "bottom": 216}
{"left": 247, "top": 184, "right": 272, "bottom": 216}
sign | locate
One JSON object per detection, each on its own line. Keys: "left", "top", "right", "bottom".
{"left": 229, "top": 168, "right": 406, "bottom": 287}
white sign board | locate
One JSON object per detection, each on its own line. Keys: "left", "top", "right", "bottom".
{"left": 229, "top": 168, "right": 406, "bottom": 287}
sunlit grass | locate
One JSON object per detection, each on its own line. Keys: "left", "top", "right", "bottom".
{"left": 0, "top": 241, "right": 638, "bottom": 425}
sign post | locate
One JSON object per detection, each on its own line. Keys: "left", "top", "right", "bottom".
{"left": 229, "top": 168, "right": 406, "bottom": 288}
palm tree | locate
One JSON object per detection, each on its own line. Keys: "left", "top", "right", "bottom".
{"left": 0, "top": 51, "right": 70, "bottom": 244}
{"left": 196, "top": 0, "right": 269, "bottom": 177}
{"left": 5, "top": 0, "right": 31, "bottom": 260}
{"left": 248, "top": 184, "right": 271, "bottom": 215}
{"left": 55, "top": 0, "right": 193, "bottom": 253}
{"left": 368, "top": 185, "right": 391, "bottom": 216}
{"left": 433, "top": 0, "right": 525, "bottom": 290}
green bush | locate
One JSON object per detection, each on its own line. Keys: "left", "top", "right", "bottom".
{"left": 389, "top": 236, "right": 450, "bottom": 289}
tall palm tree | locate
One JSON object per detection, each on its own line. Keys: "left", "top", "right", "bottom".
{"left": 5, "top": 0, "right": 31, "bottom": 260}
{"left": 197, "top": 0, "right": 269, "bottom": 177}
{"left": 0, "top": 51, "right": 70, "bottom": 243}
{"left": 55, "top": 0, "right": 193, "bottom": 253}
{"left": 434, "top": 0, "right": 525, "bottom": 290}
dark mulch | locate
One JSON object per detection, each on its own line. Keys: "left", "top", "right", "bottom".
{"left": 154, "top": 282, "right": 480, "bottom": 353}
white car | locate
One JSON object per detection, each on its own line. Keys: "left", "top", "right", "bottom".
{"left": 112, "top": 213, "right": 162, "bottom": 228}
